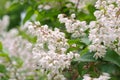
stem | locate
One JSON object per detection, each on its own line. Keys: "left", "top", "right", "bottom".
{"left": 75, "top": 0, "right": 80, "bottom": 13}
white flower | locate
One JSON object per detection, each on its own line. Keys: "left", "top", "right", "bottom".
{"left": 58, "top": 14, "right": 88, "bottom": 38}
{"left": 71, "top": 13, "right": 76, "bottom": 19}
{"left": 83, "top": 72, "right": 111, "bottom": 80}
{"left": 89, "top": 0, "right": 120, "bottom": 58}
{"left": 83, "top": 74, "right": 92, "bottom": 80}
{"left": 26, "top": 22, "right": 80, "bottom": 80}
{"left": 43, "top": 5, "right": 51, "bottom": 10}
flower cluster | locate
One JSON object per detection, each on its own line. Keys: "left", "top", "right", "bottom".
{"left": 0, "top": 19, "right": 37, "bottom": 79}
{"left": 83, "top": 72, "right": 111, "bottom": 80}
{"left": 1, "top": 29, "right": 35, "bottom": 80}
{"left": 89, "top": 0, "right": 120, "bottom": 59}
{"left": 58, "top": 14, "right": 87, "bottom": 38}
{"left": 26, "top": 21, "right": 80, "bottom": 80}
{"left": 0, "top": 0, "right": 119, "bottom": 79}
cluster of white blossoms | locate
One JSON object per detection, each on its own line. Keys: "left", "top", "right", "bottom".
{"left": 0, "top": 17, "right": 37, "bottom": 79}
{"left": 83, "top": 72, "right": 111, "bottom": 80}
{"left": 58, "top": 14, "right": 87, "bottom": 38}
{"left": 26, "top": 21, "right": 80, "bottom": 80}
{"left": 0, "top": 28, "right": 35, "bottom": 80}
{"left": 89, "top": 0, "right": 120, "bottom": 59}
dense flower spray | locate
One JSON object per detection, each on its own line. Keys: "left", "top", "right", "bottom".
{"left": 89, "top": 0, "right": 120, "bottom": 58}
{"left": 0, "top": 17, "right": 37, "bottom": 79}
{"left": 58, "top": 14, "right": 88, "bottom": 38}
{"left": 2, "top": 0, "right": 120, "bottom": 79}
{"left": 26, "top": 21, "right": 80, "bottom": 80}
{"left": 0, "top": 28, "right": 35, "bottom": 79}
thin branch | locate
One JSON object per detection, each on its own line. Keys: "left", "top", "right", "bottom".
{"left": 75, "top": 0, "right": 80, "bottom": 13}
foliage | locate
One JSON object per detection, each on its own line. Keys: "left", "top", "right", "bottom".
{"left": 0, "top": 0, "right": 120, "bottom": 80}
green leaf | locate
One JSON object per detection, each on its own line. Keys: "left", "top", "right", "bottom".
{"left": 23, "top": 7, "right": 34, "bottom": 24}
{"left": 87, "top": 4, "right": 96, "bottom": 15}
{"left": 81, "top": 37, "right": 90, "bottom": 45}
{"left": 77, "top": 62, "right": 86, "bottom": 75}
{"left": 19, "top": 30, "right": 37, "bottom": 43}
{"left": 0, "top": 42, "right": 2, "bottom": 51}
{"left": 0, "top": 64, "right": 7, "bottom": 73}
{"left": 80, "top": 52, "right": 96, "bottom": 62}
{"left": 80, "top": 47, "right": 89, "bottom": 56}
{"left": 98, "top": 62, "right": 120, "bottom": 75}
{"left": 6, "top": 2, "right": 24, "bottom": 30}
{"left": 67, "top": 39, "right": 86, "bottom": 46}
{"left": 68, "top": 39, "right": 80, "bottom": 45}
{"left": 0, "top": 53, "right": 10, "bottom": 61}
{"left": 103, "top": 49, "right": 120, "bottom": 67}
{"left": 74, "top": 52, "right": 96, "bottom": 62}
{"left": 7, "top": 2, "right": 22, "bottom": 13}
{"left": 0, "top": 53, "right": 8, "bottom": 57}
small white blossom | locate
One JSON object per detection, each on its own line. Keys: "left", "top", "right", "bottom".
{"left": 83, "top": 72, "right": 111, "bottom": 80}
{"left": 58, "top": 14, "right": 88, "bottom": 38}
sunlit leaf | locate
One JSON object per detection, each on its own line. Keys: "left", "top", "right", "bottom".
{"left": 0, "top": 64, "right": 7, "bottom": 73}
{"left": 0, "top": 42, "right": 2, "bottom": 51}
{"left": 103, "top": 49, "right": 120, "bottom": 67}
{"left": 23, "top": 7, "right": 34, "bottom": 24}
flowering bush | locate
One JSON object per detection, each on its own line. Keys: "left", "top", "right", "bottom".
{"left": 0, "top": 0, "right": 120, "bottom": 80}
